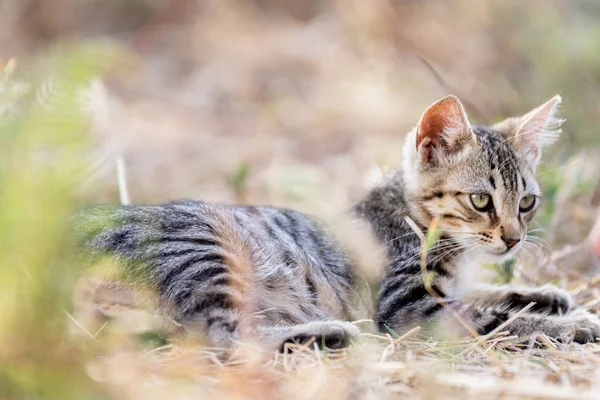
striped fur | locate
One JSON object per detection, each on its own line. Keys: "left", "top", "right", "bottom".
{"left": 355, "top": 95, "right": 600, "bottom": 343}
{"left": 77, "top": 200, "right": 358, "bottom": 350}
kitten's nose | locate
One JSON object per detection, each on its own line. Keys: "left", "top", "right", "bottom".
{"left": 501, "top": 236, "right": 520, "bottom": 250}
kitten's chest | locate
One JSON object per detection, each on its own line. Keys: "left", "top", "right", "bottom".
{"left": 443, "top": 252, "right": 496, "bottom": 298}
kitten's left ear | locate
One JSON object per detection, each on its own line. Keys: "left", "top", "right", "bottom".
{"left": 415, "top": 95, "right": 476, "bottom": 166}
{"left": 493, "top": 95, "right": 564, "bottom": 166}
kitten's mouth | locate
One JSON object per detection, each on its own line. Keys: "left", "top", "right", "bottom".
{"left": 480, "top": 246, "right": 520, "bottom": 261}
{"left": 505, "top": 241, "right": 524, "bottom": 254}
{"left": 489, "top": 246, "right": 521, "bottom": 258}
{"left": 482, "top": 239, "right": 523, "bottom": 256}
{"left": 486, "top": 250, "right": 510, "bottom": 257}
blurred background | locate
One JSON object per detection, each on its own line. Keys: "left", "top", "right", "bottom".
{"left": 1, "top": 0, "right": 600, "bottom": 398}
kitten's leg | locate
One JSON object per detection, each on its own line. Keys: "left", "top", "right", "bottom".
{"left": 258, "top": 320, "right": 360, "bottom": 351}
{"left": 377, "top": 272, "right": 446, "bottom": 331}
{"left": 466, "top": 284, "right": 572, "bottom": 315}
{"left": 467, "top": 305, "right": 600, "bottom": 344}
{"left": 161, "top": 244, "right": 260, "bottom": 349}
{"left": 378, "top": 276, "right": 600, "bottom": 344}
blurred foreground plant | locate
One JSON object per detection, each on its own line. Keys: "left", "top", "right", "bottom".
{"left": 0, "top": 43, "right": 122, "bottom": 399}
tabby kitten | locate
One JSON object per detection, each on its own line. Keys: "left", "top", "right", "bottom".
{"left": 77, "top": 94, "right": 600, "bottom": 351}
{"left": 356, "top": 94, "right": 600, "bottom": 343}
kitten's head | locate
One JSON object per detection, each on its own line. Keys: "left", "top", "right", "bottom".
{"left": 402, "top": 94, "right": 563, "bottom": 262}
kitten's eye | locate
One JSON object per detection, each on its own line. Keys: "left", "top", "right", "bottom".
{"left": 470, "top": 193, "right": 493, "bottom": 211}
{"left": 519, "top": 195, "right": 537, "bottom": 212}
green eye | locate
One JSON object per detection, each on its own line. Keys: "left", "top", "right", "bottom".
{"left": 470, "top": 193, "right": 492, "bottom": 211}
{"left": 519, "top": 195, "right": 537, "bottom": 212}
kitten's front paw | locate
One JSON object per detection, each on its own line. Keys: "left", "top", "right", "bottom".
{"left": 282, "top": 321, "right": 360, "bottom": 350}
{"left": 534, "top": 285, "right": 572, "bottom": 315}
{"left": 508, "top": 285, "right": 572, "bottom": 315}
{"left": 568, "top": 309, "right": 600, "bottom": 344}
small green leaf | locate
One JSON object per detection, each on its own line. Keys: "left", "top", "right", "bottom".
{"left": 426, "top": 219, "right": 441, "bottom": 251}
{"left": 229, "top": 162, "right": 250, "bottom": 196}
{"left": 320, "top": 336, "right": 329, "bottom": 357}
{"left": 424, "top": 271, "right": 435, "bottom": 287}
{"left": 136, "top": 331, "right": 168, "bottom": 350}
{"left": 485, "top": 257, "right": 516, "bottom": 284}
{"left": 384, "top": 325, "right": 401, "bottom": 339}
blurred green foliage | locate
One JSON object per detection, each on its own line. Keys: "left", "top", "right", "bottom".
{"left": 136, "top": 331, "right": 168, "bottom": 351}
{"left": 0, "top": 42, "right": 121, "bottom": 399}
{"left": 484, "top": 258, "right": 516, "bottom": 285}
{"left": 536, "top": 157, "right": 597, "bottom": 233}
{"left": 229, "top": 162, "right": 251, "bottom": 203}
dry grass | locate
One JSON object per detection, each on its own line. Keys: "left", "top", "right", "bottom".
{"left": 74, "top": 304, "right": 600, "bottom": 399}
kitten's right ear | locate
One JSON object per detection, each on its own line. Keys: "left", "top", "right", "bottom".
{"left": 493, "top": 95, "right": 563, "bottom": 166}
{"left": 415, "top": 95, "right": 475, "bottom": 166}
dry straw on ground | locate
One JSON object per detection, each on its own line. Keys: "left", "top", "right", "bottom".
{"left": 75, "top": 287, "right": 600, "bottom": 400}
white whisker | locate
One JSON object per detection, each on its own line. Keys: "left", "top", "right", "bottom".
{"left": 527, "top": 228, "right": 546, "bottom": 234}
